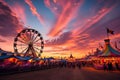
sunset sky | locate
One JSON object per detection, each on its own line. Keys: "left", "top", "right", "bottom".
{"left": 0, "top": 0, "right": 120, "bottom": 58}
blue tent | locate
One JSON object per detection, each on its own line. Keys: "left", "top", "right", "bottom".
{"left": 0, "top": 55, "right": 13, "bottom": 60}
{"left": 33, "top": 57, "right": 41, "bottom": 61}
{"left": 0, "top": 49, "right": 14, "bottom": 60}
{"left": 14, "top": 56, "right": 31, "bottom": 60}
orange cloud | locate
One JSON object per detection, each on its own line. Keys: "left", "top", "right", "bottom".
{"left": 46, "top": 0, "right": 84, "bottom": 37}
{"left": 25, "top": 0, "right": 45, "bottom": 26}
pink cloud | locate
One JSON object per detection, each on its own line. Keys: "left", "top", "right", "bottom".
{"left": 0, "top": 1, "right": 24, "bottom": 51}
{"left": 0, "top": 1, "right": 24, "bottom": 37}
{"left": 46, "top": 0, "right": 84, "bottom": 37}
{"left": 72, "top": 6, "right": 116, "bottom": 36}
{"left": 11, "top": 3, "right": 27, "bottom": 23}
{"left": 25, "top": 0, "right": 45, "bottom": 26}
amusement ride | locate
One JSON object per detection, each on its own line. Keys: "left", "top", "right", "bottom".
{"left": 14, "top": 28, "right": 44, "bottom": 58}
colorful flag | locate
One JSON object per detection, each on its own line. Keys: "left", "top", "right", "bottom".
{"left": 106, "top": 28, "right": 114, "bottom": 34}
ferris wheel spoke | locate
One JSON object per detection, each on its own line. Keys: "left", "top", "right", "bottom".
{"left": 17, "top": 46, "right": 27, "bottom": 49}
{"left": 25, "top": 32, "right": 29, "bottom": 40}
{"left": 18, "top": 40, "right": 27, "bottom": 45}
{"left": 33, "top": 46, "right": 41, "bottom": 51}
{"left": 26, "top": 48, "right": 36, "bottom": 56}
{"left": 20, "top": 34, "right": 28, "bottom": 42}
{"left": 17, "top": 44, "right": 27, "bottom": 48}
{"left": 33, "top": 49, "right": 37, "bottom": 54}
{"left": 31, "top": 34, "right": 35, "bottom": 41}
{"left": 29, "top": 30, "right": 32, "bottom": 40}
{"left": 17, "top": 48, "right": 26, "bottom": 53}
{"left": 35, "top": 50, "right": 40, "bottom": 54}
{"left": 23, "top": 31, "right": 30, "bottom": 42}
{"left": 17, "top": 44, "right": 27, "bottom": 46}
{"left": 18, "top": 39, "right": 27, "bottom": 44}
{"left": 34, "top": 48, "right": 40, "bottom": 54}
{"left": 34, "top": 45, "right": 40, "bottom": 47}
{"left": 20, "top": 47, "right": 28, "bottom": 54}
{"left": 33, "top": 39, "right": 40, "bottom": 43}
{"left": 33, "top": 46, "right": 41, "bottom": 49}
{"left": 25, "top": 32, "right": 30, "bottom": 42}
{"left": 34, "top": 42, "right": 41, "bottom": 44}
{"left": 34, "top": 43, "right": 41, "bottom": 47}
{"left": 18, "top": 36, "right": 27, "bottom": 42}
{"left": 26, "top": 31, "right": 31, "bottom": 41}
{"left": 24, "top": 48, "right": 32, "bottom": 55}
{"left": 32, "top": 35, "right": 38, "bottom": 42}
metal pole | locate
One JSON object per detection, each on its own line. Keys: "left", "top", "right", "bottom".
{"left": 106, "top": 27, "right": 109, "bottom": 39}
{"left": 107, "top": 32, "right": 109, "bottom": 39}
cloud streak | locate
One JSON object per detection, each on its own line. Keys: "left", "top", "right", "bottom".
{"left": 25, "top": 0, "right": 45, "bottom": 26}
{"left": 11, "top": 3, "right": 27, "bottom": 23}
{"left": 46, "top": 0, "right": 83, "bottom": 37}
{"left": 45, "top": 1, "right": 120, "bottom": 57}
{"left": 0, "top": 1, "right": 23, "bottom": 37}
{"left": 73, "top": 5, "right": 116, "bottom": 36}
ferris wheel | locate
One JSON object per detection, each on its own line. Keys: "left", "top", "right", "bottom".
{"left": 14, "top": 28, "right": 44, "bottom": 58}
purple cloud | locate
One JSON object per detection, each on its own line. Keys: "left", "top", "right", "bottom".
{"left": 0, "top": 2, "right": 23, "bottom": 37}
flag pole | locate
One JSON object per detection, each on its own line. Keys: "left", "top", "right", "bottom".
{"left": 106, "top": 27, "right": 109, "bottom": 39}
{"left": 107, "top": 31, "right": 109, "bottom": 39}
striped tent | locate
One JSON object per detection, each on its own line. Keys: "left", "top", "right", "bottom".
{"left": 100, "top": 39, "right": 120, "bottom": 57}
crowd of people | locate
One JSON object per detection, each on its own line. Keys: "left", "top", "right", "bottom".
{"left": 0, "top": 58, "right": 83, "bottom": 75}
{"left": 93, "top": 60, "right": 120, "bottom": 71}
{"left": 0, "top": 58, "right": 120, "bottom": 75}
{"left": 0, "top": 59, "right": 57, "bottom": 75}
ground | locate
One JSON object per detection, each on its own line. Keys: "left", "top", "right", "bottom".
{"left": 0, "top": 67, "right": 120, "bottom": 80}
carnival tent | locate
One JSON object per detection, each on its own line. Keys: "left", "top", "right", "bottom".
{"left": 0, "top": 49, "right": 14, "bottom": 60}
{"left": 100, "top": 39, "right": 120, "bottom": 57}
{"left": 14, "top": 56, "right": 31, "bottom": 61}
{"left": 0, "top": 55, "right": 13, "bottom": 60}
